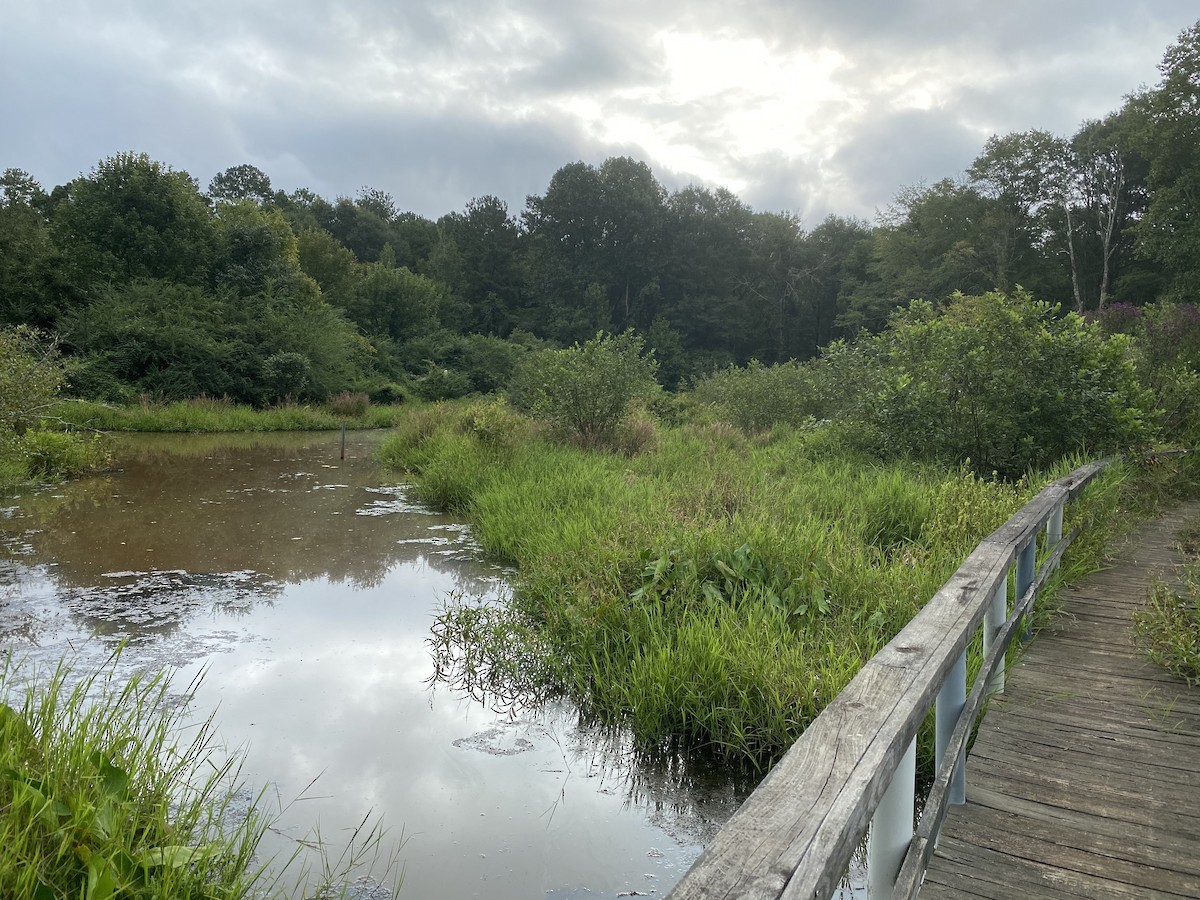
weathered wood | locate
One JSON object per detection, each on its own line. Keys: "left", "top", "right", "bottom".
{"left": 920, "top": 500, "right": 1200, "bottom": 899}
{"left": 894, "top": 527, "right": 1077, "bottom": 898}
{"left": 666, "top": 463, "right": 1112, "bottom": 900}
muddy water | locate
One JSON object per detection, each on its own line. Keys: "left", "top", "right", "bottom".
{"left": 0, "top": 431, "right": 748, "bottom": 899}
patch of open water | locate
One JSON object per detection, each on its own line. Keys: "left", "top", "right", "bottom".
{"left": 0, "top": 431, "right": 750, "bottom": 898}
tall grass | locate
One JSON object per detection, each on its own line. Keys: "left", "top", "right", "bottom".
{"left": 0, "top": 653, "right": 400, "bottom": 899}
{"left": 388, "top": 401, "right": 1112, "bottom": 770}
{"left": 0, "top": 655, "right": 269, "bottom": 899}
{"left": 52, "top": 397, "right": 404, "bottom": 433}
{"left": 393, "top": 402, "right": 1197, "bottom": 772}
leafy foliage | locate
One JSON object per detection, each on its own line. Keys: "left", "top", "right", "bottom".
{"left": 508, "top": 330, "right": 660, "bottom": 448}
{"left": 857, "top": 292, "right": 1154, "bottom": 475}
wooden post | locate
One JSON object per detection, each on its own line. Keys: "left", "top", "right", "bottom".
{"left": 1047, "top": 503, "right": 1064, "bottom": 546}
{"left": 340, "top": 422, "right": 346, "bottom": 460}
{"left": 1018, "top": 539, "right": 1036, "bottom": 641}
{"left": 983, "top": 573, "right": 1008, "bottom": 695}
{"left": 936, "top": 651, "right": 967, "bottom": 807}
{"left": 868, "top": 737, "right": 915, "bottom": 899}
{"left": 1046, "top": 502, "right": 1064, "bottom": 573}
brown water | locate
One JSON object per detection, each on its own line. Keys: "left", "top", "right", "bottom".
{"left": 0, "top": 431, "right": 747, "bottom": 898}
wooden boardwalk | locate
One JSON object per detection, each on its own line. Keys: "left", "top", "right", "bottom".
{"left": 921, "top": 502, "right": 1200, "bottom": 899}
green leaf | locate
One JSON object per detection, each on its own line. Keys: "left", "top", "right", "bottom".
{"left": 84, "top": 857, "right": 119, "bottom": 900}
{"left": 90, "top": 752, "right": 131, "bottom": 800}
{"left": 140, "top": 844, "right": 214, "bottom": 868}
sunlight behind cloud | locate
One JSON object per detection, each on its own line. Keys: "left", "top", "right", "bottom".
{"left": 568, "top": 30, "right": 850, "bottom": 191}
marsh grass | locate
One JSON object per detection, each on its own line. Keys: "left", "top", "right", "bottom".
{"left": 52, "top": 397, "right": 404, "bottom": 433}
{"left": 0, "top": 655, "right": 269, "bottom": 899}
{"left": 392, "top": 400, "right": 1126, "bottom": 772}
{"left": 0, "top": 653, "right": 401, "bottom": 900}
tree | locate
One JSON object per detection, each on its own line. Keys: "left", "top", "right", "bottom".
{"left": 844, "top": 180, "right": 1001, "bottom": 325}
{"left": 1070, "top": 113, "right": 1145, "bottom": 310}
{"left": 434, "top": 195, "right": 527, "bottom": 334}
{"left": 212, "top": 202, "right": 303, "bottom": 296}
{"left": 0, "top": 170, "right": 58, "bottom": 328}
{"left": 52, "top": 153, "right": 215, "bottom": 288}
{"left": 1133, "top": 20, "right": 1200, "bottom": 297}
{"left": 208, "top": 164, "right": 273, "bottom": 205}
{"left": 524, "top": 158, "right": 668, "bottom": 339}
{"left": 659, "top": 185, "right": 754, "bottom": 366}
{"left": 968, "top": 131, "right": 1072, "bottom": 301}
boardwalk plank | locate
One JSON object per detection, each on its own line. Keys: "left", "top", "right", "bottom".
{"left": 922, "top": 501, "right": 1200, "bottom": 899}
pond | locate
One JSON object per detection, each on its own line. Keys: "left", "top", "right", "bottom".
{"left": 0, "top": 431, "right": 750, "bottom": 899}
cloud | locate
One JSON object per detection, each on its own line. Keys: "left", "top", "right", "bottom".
{"left": 1, "top": 0, "right": 1196, "bottom": 223}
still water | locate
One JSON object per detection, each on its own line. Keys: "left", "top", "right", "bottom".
{"left": 0, "top": 431, "right": 747, "bottom": 898}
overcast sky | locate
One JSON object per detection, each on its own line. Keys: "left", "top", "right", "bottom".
{"left": 3, "top": 2, "right": 1195, "bottom": 226}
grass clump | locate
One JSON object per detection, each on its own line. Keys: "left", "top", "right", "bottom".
{"left": 0, "top": 656, "right": 269, "bottom": 899}
{"left": 0, "top": 653, "right": 402, "bottom": 899}
{"left": 1135, "top": 566, "right": 1200, "bottom": 685}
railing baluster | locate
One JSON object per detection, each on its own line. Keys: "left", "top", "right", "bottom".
{"left": 936, "top": 651, "right": 967, "bottom": 807}
{"left": 1017, "top": 538, "right": 1036, "bottom": 641}
{"left": 983, "top": 572, "right": 1008, "bottom": 695}
{"left": 867, "top": 737, "right": 916, "bottom": 899}
{"left": 1047, "top": 502, "right": 1064, "bottom": 553}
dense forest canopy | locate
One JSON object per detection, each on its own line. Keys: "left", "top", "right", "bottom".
{"left": 1, "top": 21, "right": 1197, "bottom": 405}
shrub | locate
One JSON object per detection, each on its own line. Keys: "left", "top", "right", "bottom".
{"left": 690, "top": 360, "right": 819, "bottom": 432}
{"left": 414, "top": 363, "right": 472, "bottom": 401}
{"left": 1, "top": 326, "right": 64, "bottom": 446}
{"left": 325, "top": 390, "right": 370, "bottom": 418}
{"left": 507, "top": 330, "right": 660, "bottom": 449}
{"left": 262, "top": 351, "right": 312, "bottom": 403}
{"left": 854, "top": 292, "right": 1155, "bottom": 477}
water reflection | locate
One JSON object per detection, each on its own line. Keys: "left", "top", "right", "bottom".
{"left": 0, "top": 431, "right": 747, "bottom": 898}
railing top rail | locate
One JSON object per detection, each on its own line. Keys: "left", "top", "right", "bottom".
{"left": 665, "top": 457, "right": 1113, "bottom": 900}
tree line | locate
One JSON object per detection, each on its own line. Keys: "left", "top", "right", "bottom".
{"left": 1, "top": 21, "right": 1197, "bottom": 404}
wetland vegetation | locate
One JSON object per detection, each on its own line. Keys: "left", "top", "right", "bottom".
{"left": 2, "top": 21, "right": 1199, "bottom": 896}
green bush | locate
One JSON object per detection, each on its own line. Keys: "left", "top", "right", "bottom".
{"left": 850, "top": 291, "right": 1155, "bottom": 477}
{"left": 690, "top": 360, "right": 821, "bottom": 432}
{"left": 507, "top": 330, "right": 660, "bottom": 449}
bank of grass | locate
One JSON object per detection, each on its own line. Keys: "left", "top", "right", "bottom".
{"left": 0, "top": 657, "right": 269, "bottom": 899}
{"left": 53, "top": 394, "right": 404, "bottom": 433}
{"left": 0, "top": 428, "right": 111, "bottom": 489}
{"left": 0, "top": 654, "right": 399, "bottom": 899}
{"left": 384, "top": 400, "right": 1172, "bottom": 769}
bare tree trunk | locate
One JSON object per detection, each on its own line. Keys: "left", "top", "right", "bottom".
{"left": 1063, "top": 203, "right": 1084, "bottom": 312}
{"left": 1095, "top": 159, "right": 1125, "bottom": 311}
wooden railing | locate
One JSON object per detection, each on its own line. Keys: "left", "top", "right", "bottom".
{"left": 665, "top": 458, "right": 1112, "bottom": 900}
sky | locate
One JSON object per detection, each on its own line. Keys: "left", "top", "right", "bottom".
{"left": 2, "top": 2, "right": 1196, "bottom": 226}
